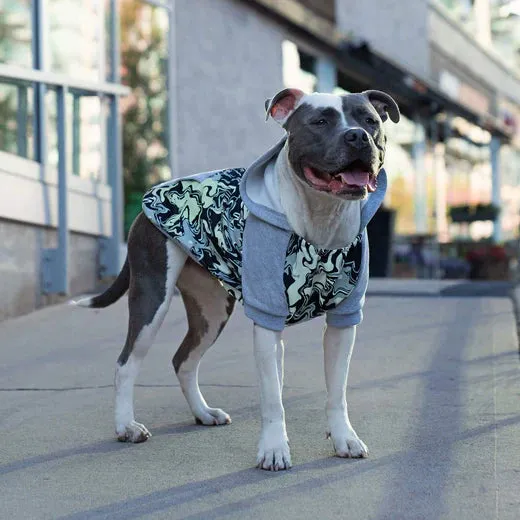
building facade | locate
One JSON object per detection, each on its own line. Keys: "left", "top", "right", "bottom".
{"left": 167, "top": 0, "right": 520, "bottom": 243}
{"left": 0, "top": 0, "right": 128, "bottom": 320}
{"left": 2, "top": 0, "right": 520, "bottom": 319}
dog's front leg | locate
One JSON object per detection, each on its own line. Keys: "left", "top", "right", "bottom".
{"left": 323, "top": 325, "right": 368, "bottom": 458}
{"left": 254, "top": 324, "right": 291, "bottom": 471}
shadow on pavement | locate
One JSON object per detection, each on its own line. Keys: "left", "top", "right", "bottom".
{"left": 55, "top": 413, "right": 520, "bottom": 520}
{"left": 367, "top": 281, "right": 513, "bottom": 299}
{"left": 0, "top": 393, "right": 317, "bottom": 477}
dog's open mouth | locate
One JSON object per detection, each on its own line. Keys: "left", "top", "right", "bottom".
{"left": 303, "top": 160, "right": 377, "bottom": 195}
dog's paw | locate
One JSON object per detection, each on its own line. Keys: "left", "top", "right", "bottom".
{"left": 256, "top": 424, "right": 292, "bottom": 471}
{"left": 194, "top": 407, "right": 231, "bottom": 426}
{"left": 116, "top": 421, "right": 151, "bottom": 443}
{"left": 326, "top": 426, "right": 368, "bottom": 458}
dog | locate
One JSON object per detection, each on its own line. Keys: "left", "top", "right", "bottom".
{"left": 75, "top": 88, "right": 399, "bottom": 471}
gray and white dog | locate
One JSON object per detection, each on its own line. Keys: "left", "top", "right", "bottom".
{"left": 75, "top": 88, "right": 399, "bottom": 471}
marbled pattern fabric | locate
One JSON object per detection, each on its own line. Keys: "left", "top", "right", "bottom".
{"left": 142, "top": 169, "right": 361, "bottom": 325}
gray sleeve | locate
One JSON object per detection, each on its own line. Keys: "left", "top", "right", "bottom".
{"left": 242, "top": 214, "right": 291, "bottom": 331}
{"left": 326, "top": 230, "right": 369, "bottom": 328}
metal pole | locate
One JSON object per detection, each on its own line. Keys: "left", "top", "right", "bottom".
{"left": 72, "top": 94, "right": 80, "bottom": 175}
{"left": 430, "top": 116, "right": 441, "bottom": 280}
{"left": 32, "top": 0, "right": 46, "bottom": 165}
{"left": 110, "top": 0, "right": 120, "bottom": 84}
{"left": 167, "top": 1, "right": 178, "bottom": 179}
{"left": 57, "top": 86, "right": 69, "bottom": 292}
{"left": 100, "top": 0, "right": 124, "bottom": 276}
{"left": 42, "top": 86, "right": 69, "bottom": 294}
{"left": 16, "top": 85, "right": 28, "bottom": 158}
{"left": 490, "top": 135, "right": 502, "bottom": 243}
{"left": 412, "top": 115, "right": 427, "bottom": 234}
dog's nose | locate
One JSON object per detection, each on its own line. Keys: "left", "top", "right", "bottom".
{"left": 344, "top": 128, "right": 369, "bottom": 148}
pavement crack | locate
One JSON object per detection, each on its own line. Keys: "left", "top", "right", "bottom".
{"left": 0, "top": 385, "right": 114, "bottom": 392}
{"left": 0, "top": 383, "right": 264, "bottom": 392}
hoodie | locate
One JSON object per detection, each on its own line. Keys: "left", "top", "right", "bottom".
{"left": 142, "top": 137, "right": 387, "bottom": 331}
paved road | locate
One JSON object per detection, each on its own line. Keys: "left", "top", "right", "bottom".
{"left": 1, "top": 280, "right": 519, "bottom": 519}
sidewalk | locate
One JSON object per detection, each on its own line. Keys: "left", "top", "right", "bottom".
{"left": 1, "top": 279, "right": 519, "bottom": 519}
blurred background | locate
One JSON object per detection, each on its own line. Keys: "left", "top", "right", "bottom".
{"left": 1, "top": 0, "right": 520, "bottom": 320}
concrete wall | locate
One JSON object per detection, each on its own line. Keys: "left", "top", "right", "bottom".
{"left": 173, "top": 0, "right": 286, "bottom": 177}
{"left": 0, "top": 219, "right": 99, "bottom": 321}
{"left": 0, "top": 146, "right": 113, "bottom": 321}
{"left": 335, "top": 0, "right": 430, "bottom": 80}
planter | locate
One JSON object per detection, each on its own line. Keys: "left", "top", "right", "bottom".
{"left": 449, "top": 205, "right": 471, "bottom": 223}
{"left": 448, "top": 204, "right": 500, "bottom": 223}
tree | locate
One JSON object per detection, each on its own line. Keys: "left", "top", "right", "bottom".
{"left": 119, "top": 0, "right": 169, "bottom": 236}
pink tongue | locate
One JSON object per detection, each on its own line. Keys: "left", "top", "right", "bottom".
{"left": 337, "top": 171, "right": 370, "bottom": 187}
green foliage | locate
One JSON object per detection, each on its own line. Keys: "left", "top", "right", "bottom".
{"left": 448, "top": 203, "right": 501, "bottom": 223}
{"left": 120, "top": 1, "right": 169, "bottom": 236}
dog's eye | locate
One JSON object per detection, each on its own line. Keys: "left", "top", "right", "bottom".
{"left": 365, "top": 117, "right": 377, "bottom": 125}
{"left": 312, "top": 119, "right": 328, "bottom": 126}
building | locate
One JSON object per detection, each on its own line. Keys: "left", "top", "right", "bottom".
{"left": 0, "top": 0, "right": 128, "bottom": 320}
{"left": 2, "top": 0, "right": 520, "bottom": 320}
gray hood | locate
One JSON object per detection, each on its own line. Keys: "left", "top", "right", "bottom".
{"left": 239, "top": 137, "right": 388, "bottom": 233}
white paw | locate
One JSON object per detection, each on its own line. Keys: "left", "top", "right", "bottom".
{"left": 327, "top": 427, "right": 368, "bottom": 459}
{"left": 327, "top": 413, "right": 368, "bottom": 458}
{"left": 256, "top": 423, "right": 292, "bottom": 471}
{"left": 194, "top": 407, "right": 231, "bottom": 426}
{"left": 116, "top": 421, "right": 151, "bottom": 443}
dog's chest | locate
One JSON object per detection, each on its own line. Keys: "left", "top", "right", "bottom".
{"left": 142, "top": 169, "right": 363, "bottom": 325}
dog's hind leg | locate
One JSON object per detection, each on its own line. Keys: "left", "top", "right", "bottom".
{"left": 115, "top": 214, "right": 187, "bottom": 442}
{"left": 173, "top": 260, "right": 235, "bottom": 425}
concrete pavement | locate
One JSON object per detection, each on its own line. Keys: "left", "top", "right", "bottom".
{"left": 1, "top": 279, "right": 519, "bottom": 519}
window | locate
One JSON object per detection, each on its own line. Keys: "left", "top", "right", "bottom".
{"left": 0, "top": 0, "right": 33, "bottom": 68}
{"left": 45, "top": 0, "right": 103, "bottom": 81}
{"left": 282, "top": 41, "right": 317, "bottom": 92}
{"left": 0, "top": 82, "right": 35, "bottom": 159}
{"left": 69, "top": 93, "right": 103, "bottom": 179}
{"left": 46, "top": 89, "right": 104, "bottom": 179}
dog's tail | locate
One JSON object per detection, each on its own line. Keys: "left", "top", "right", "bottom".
{"left": 71, "top": 257, "right": 130, "bottom": 309}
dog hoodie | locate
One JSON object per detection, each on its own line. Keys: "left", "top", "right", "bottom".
{"left": 142, "top": 137, "right": 387, "bottom": 331}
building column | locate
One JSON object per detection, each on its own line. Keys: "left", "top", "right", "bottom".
{"left": 490, "top": 135, "right": 502, "bottom": 243}
{"left": 474, "top": 0, "right": 492, "bottom": 48}
{"left": 315, "top": 56, "right": 336, "bottom": 93}
{"left": 431, "top": 116, "right": 449, "bottom": 243}
{"left": 412, "top": 116, "right": 428, "bottom": 234}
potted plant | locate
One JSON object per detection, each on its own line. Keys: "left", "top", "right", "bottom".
{"left": 465, "top": 243, "right": 510, "bottom": 280}
{"left": 474, "top": 203, "right": 500, "bottom": 221}
{"left": 448, "top": 203, "right": 500, "bottom": 223}
{"left": 448, "top": 204, "right": 471, "bottom": 223}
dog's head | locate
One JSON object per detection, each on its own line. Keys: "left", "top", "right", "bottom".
{"left": 265, "top": 88, "right": 400, "bottom": 200}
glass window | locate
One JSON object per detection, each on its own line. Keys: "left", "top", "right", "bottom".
{"left": 45, "top": 88, "right": 60, "bottom": 170}
{"left": 46, "top": 89, "right": 103, "bottom": 179}
{"left": 282, "top": 41, "right": 317, "bottom": 91}
{"left": 69, "top": 93, "right": 103, "bottom": 179}
{"left": 0, "top": 82, "right": 35, "bottom": 159}
{"left": 45, "top": 0, "right": 102, "bottom": 81}
{"left": 0, "top": 0, "right": 33, "bottom": 67}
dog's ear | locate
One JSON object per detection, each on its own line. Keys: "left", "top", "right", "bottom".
{"left": 363, "top": 90, "right": 400, "bottom": 123}
{"left": 265, "top": 88, "right": 305, "bottom": 125}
